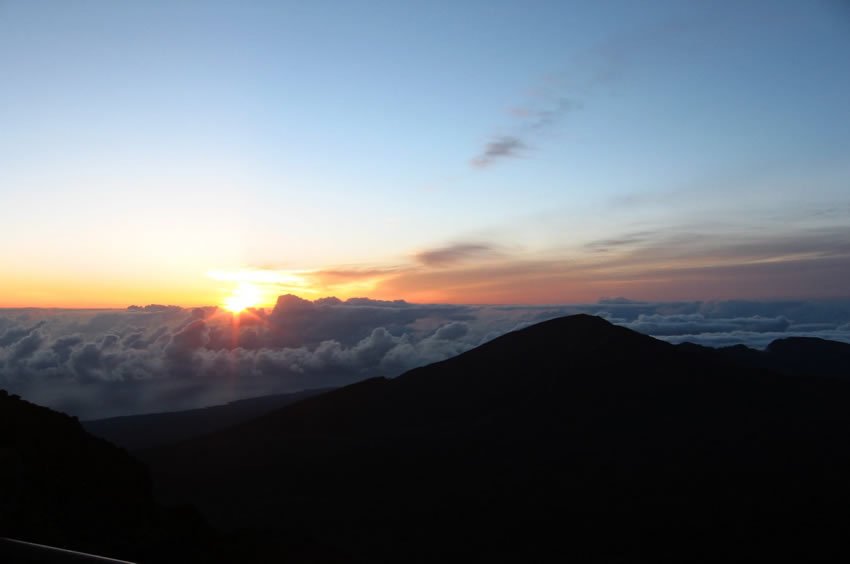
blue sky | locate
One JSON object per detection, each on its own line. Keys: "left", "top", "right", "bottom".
{"left": 1, "top": 0, "right": 849, "bottom": 306}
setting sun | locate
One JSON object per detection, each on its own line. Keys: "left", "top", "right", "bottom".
{"left": 222, "top": 283, "right": 262, "bottom": 313}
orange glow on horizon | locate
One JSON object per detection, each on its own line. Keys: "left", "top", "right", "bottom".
{"left": 0, "top": 270, "right": 225, "bottom": 309}
{"left": 4, "top": 249, "right": 838, "bottom": 310}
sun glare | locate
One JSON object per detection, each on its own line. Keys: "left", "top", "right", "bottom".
{"left": 223, "top": 283, "right": 262, "bottom": 313}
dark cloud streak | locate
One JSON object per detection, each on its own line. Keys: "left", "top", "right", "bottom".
{"left": 414, "top": 243, "right": 499, "bottom": 267}
{"left": 470, "top": 136, "right": 526, "bottom": 168}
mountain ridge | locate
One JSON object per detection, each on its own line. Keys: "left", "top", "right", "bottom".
{"left": 0, "top": 390, "right": 220, "bottom": 562}
{"left": 83, "top": 387, "right": 333, "bottom": 451}
{"left": 141, "top": 314, "right": 850, "bottom": 562}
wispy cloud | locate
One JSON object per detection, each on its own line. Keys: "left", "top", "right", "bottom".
{"left": 470, "top": 97, "right": 582, "bottom": 168}
{"left": 468, "top": 9, "right": 717, "bottom": 170}
{"left": 470, "top": 137, "right": 526, "bottom": 168}
{"left": 308, "top": 267, "right": 404, "bottom": 284}
{"left": 414, "top": 243, "right": 500, "bottom": 267}
{"left": 524, "top": 97, "right": 582, "bottom": 131}
{"left": 378, "top": 224, "right": 850, "bottom": 304}
{"left": 585, "top": 231, "right": 656, "bottom": 253}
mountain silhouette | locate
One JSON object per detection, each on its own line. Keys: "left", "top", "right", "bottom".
{"left": 0, "top": 389, "right": 227, "bottom": 563}
{"left": 679, "top": 336, "right": 850, "bottom": 380}
{"left": 83, "top": 388, "right": 332, "bottom": 451}
{"left": 141, "top": 314, "right": 850, "bottom": 562}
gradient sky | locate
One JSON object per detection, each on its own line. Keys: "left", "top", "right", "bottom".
{"left": 2, "top": 0, "right": 849, "bottom": 307}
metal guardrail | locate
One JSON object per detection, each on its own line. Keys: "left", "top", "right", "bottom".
{"left": 0, "top": 537, "right": 136, "bottom": 563}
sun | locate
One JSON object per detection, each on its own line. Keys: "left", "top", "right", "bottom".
{"left": 222, "top": 283, "right": 262, "bottom": 313}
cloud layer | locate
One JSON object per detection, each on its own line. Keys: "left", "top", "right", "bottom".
{"left": 2, "top": 297, "right": 850, "bottom": 419}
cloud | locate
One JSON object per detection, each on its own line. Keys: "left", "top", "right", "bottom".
{"left": 621, "top": 313, "right": 791, "bottom": 336}
{"left": 658, "top": 330, "right": 850, "bottom": 349}
{"left": 585, "top": 231, "right": 655, "bottom": 253}
{"left": 8, "top": 330, "right": 45, "bottom": 363}
{"left": 307, "top": 267, "right": 403, "bottom": 285}
{"left": 0, "top": 321, "right": 45, "bottom": 347}
{"left": 414, "top": 243, "right": 499, "bottom": 267}
{"left": 597, "top": 297, "right": 646, "bottom": 305}
{"left": 434, "top": 321, "right": 468, "bottom": 341}
{"left": 373, "top": 222, "right": 850, "bottom": 304}
{"left": 470, "top": 136, "right": 526, "bottom": 168}
{"left": 253, "top": 294, "right": 473, "bottom": 350}
{"left": 127, "top": 304, "right": 182, "bottom": 313}
{"left": 466, "top": 8, "right": 726, "bottom": 171}
{"left": 1, "top": 297, "right": 849, "bottom": 419}
{"left": 524, "top": 97, "right": 582, "bottom": 130}
{"left": 473, "top": 97, "right": 582, "bottom": 169}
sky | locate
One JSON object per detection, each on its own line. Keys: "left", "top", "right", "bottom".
{"left": 1, "top": 0, "right": 850, "bottom": 308}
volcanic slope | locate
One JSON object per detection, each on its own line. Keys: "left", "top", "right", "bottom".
{"left": 143, "top": 314, "right": 850, "bottom": 563}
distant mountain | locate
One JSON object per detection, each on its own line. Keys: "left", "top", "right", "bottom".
{"left": 0, "top": 390, "right": 219, "bottom": 563}
{"left": 142, "top": 314, "right": 850, "bottom": 562}
{"left": 678, "top": 336, "right": 850, "bottom": 380}
{"left": 83, "top": 388, "right": 332, "bottom": 451}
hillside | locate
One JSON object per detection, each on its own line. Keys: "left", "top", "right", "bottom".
{"left": 83, "top": 388, "right": 332, "bottom": 451}
{"left": 0, "top": 390, "right": 224, "bottom": 563}
{"left": 142, "top": 314, "right": 850, "bottom": 562}
{"left": 678, "top": 336, "right": 850, "bottom": 380}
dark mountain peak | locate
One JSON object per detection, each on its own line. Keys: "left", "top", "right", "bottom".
{"left": 165, "top": 314, "right": 688, "bottom": 459}
{"left": 429, "top": 313, "right": 671, "bottom": 374}
{"left": 496, "top": 313, "right": 661, "bottom": 348}
{"left": 514, "top": 312, "right": 616, "bottom": 334}
{"left": 721, "top": 343, "right": 754, "bottom": 353}
{"left": 766, "top": 335, "right": 850, "bottom": 354}
{"left": 679, "top": 336, "right": 850, "bottom": 381}
{"left": 541, "top": 311, "right": 608, "bottom": 325}
{"left": 764, "top": 336, "right": 850, "bottom": 378}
